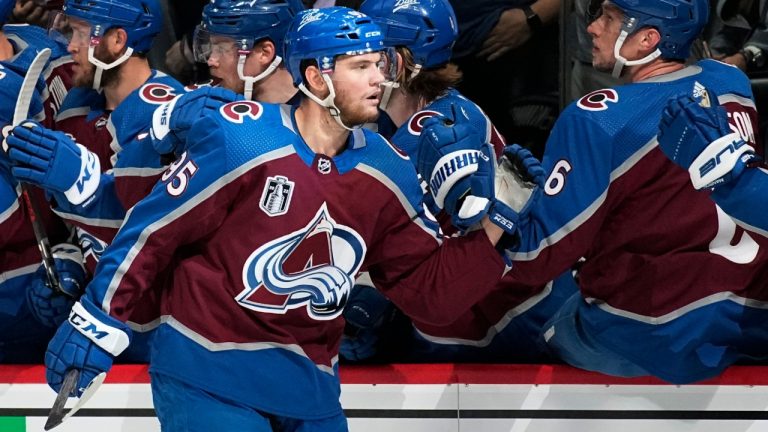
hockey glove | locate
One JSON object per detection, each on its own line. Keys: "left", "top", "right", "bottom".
{"left": 456, "top": 143, "right": 546, "bottom": 234}
{"left": 45, "top": 297, "right": 131, "bottom": 397}
{"left": 658, "top": 93, "right": 759, "bottom": 190}
{"left": 417, "top": 114, "right": 487, "bottom": 229}
{"left": 151, "top": 86, "right": 243, "bottom": 156}
{"left": 340, "top": 284, "right": 394, "bottom": 362}
{"left": 27, "top": 243, "right": 85, "bottom": 328}
{"left": 5, "top": 121, "right": 100, "bottom": 204}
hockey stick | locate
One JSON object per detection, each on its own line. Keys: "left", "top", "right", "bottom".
{"left": 43, "top": 369, "right": 79, "bottom": 430}
{"left": 9, "top": 48, "right": 69, "bottom": 296}
{"left": 44, "top": 371, "right": 106, "bottom": 430}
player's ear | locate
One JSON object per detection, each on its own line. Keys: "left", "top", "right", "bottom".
{"left": 304, "top": 65, "right": 328, "bottom": 95}
{"left": 110, "top": 28, "right": 129, "bottom": 54}
{"left": 251, "top": 39, "right": 276, "bottom": 66}
{"left": 640, "top": 27, "right": 661, "bottom": 53}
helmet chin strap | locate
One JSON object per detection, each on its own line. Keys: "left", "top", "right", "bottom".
{"left": 377, "top": 80, "right": 399, "bottom": 110}
{"left": 611, "top": 29, "right": 661, "bottom": 78}
{"left": 237, "top": 52, "right": 282, "bottom": 101}
{"left": 88, "top": 46, "right": 134, "bottom": 90}
{"left": 378, "top": 62, "right": 422, "bottom": 110}
{"left": 299, "top": 74, "right": 362, "bottom": 131}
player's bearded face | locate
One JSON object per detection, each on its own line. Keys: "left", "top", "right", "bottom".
{"left": 71, "top": 31, "right": 124, "bottom": 89}
{"left": 330, "top": 53, "right": 387, "bottom": 125}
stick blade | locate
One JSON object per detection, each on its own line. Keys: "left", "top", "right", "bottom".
{"left": 44, "top": 369, "right": 79, "bottom": 431}
{"left": 13, "top": 47, "right": 51, "bottom": 126}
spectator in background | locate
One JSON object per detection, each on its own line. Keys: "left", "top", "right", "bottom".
{"left": 10, "top": 0, "right": 59, "bottom": 28}
{"left": 162, "top": 0, "right": 209, "bottom": 84}
{"left": 709, "top": 0, "right": 768, "bottom": 72}
{"left": 449, "top": 0, "right": 560, "bottom": 157}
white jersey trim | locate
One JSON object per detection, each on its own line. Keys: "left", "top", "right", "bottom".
{"left": 587, "top": 291, "right": 768, "bottom": 325}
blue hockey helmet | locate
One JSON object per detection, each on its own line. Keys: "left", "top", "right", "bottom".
{"left": 283, "top": 7, "right": 388, "bottom": 87}
{"left": 62, "top": 0, "right": 163, "bottom": 53}
{"left": 610, "top": 0, "right": 708, "bottom": 60}
{"left": 200, "top": 0, "right": 305, "bottom": 57}
{"left": 359, "top": 0, "right": 458, "bottom": 69}
{"left": 0, "top": 0, "right": 13, "bottom": 24}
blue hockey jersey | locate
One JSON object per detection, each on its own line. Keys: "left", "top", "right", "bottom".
{"left": 81, "top": 100, "right": 507, "bottom": 418}
{"left": 510, "top": 59, "right": 768, "bottom": 383}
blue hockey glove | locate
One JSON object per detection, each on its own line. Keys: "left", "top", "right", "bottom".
{"left": 340, "top": 283, "right": 394, "bottom": 362}
{"left": 45, "top": 297, "right": 131, "bottom": 397}
{"left": 417, "top": 114, "right": 487, "bottom": 227}
{"left": 151, "top": 87, "right": 243, "bottom": 156}
{"left": 658, "top": 93, "right": 759, "bottom": 190}
{"left": 5, "top": 121, "right": 100, "bottom": 204}
{"left": 27, "top": 243, "right": 86, "bottom": 328}
{"left": 456, "top": 143, "right": 545, "bottom": 234}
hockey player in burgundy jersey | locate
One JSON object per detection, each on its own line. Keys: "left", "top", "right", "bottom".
{"left": 39, "top": 8, "right": 544, "bottom": 431}
{"left": 7, "top": 0, "right": 186, "bottom": 266}
{"left": 483, "top": 0, "right": 768, "bottom": 384}
{"left": 6, "top": 0, "right": 187, "bottom": 362}
{"left": 340, "top": 0, "right": 577, "bottom": 364}
{"left": 0, "top": 42, "right": 84, "bottom": 362}
{"left": 657, "top": 91, "right": 768, "bottom": 237}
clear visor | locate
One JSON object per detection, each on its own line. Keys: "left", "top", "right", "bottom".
{"left": 48, "top": 12, "right": 102, "bottom": 49}
{"left": 324, "top": 48, "right": 398, "bottom": 84}
{"left": 192, "top": 26, "right": 255, "bottom": 63}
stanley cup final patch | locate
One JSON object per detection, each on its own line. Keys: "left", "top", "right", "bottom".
{"left": 260, "top": 175, "right": 295, "bottom": 217}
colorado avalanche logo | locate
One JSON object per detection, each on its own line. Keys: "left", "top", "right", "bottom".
{"left": 77, "top": 229, "right": 108, "bottom": 262}
{"left": 220, "top": 101, "right": 263, "bottom": 124}
{"left": 577, "top": 89, "right": 619, "bottom": 112}
{"left": 236, "top": 204, "right": 367, "bottom": 320}
{"left": 407, "top": 110, "right": 441, "bottom": 135}
{"left": 139, "top": 83, "right": 177, "bottom": 104}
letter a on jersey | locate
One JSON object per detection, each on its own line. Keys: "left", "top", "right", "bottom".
{"left": 236, "top": 204, "right": 367, "bottom": 320}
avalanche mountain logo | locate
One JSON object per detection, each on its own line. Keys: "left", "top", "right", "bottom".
{"left": 236, "top": 204, "right": 367, "bottom": 320}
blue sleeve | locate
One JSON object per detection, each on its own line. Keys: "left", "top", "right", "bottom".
{"left": 82, "top": 115, "right": 234, "bottom": 318}
{"left": 710, "top": 167, "right": 768, "bottom": 236}
{"left": 508, "top": 110, "right": 616, "bottom": 285}
{"left": 50, "top": 171, "right": 126, "bottom": 222}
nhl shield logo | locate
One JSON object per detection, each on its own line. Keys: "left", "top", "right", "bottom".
{"left": 317, "top": 158, "right": 332, "bottom": 174}
{"left": 260, "top": 175, "right": 295, "bottom": 217}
